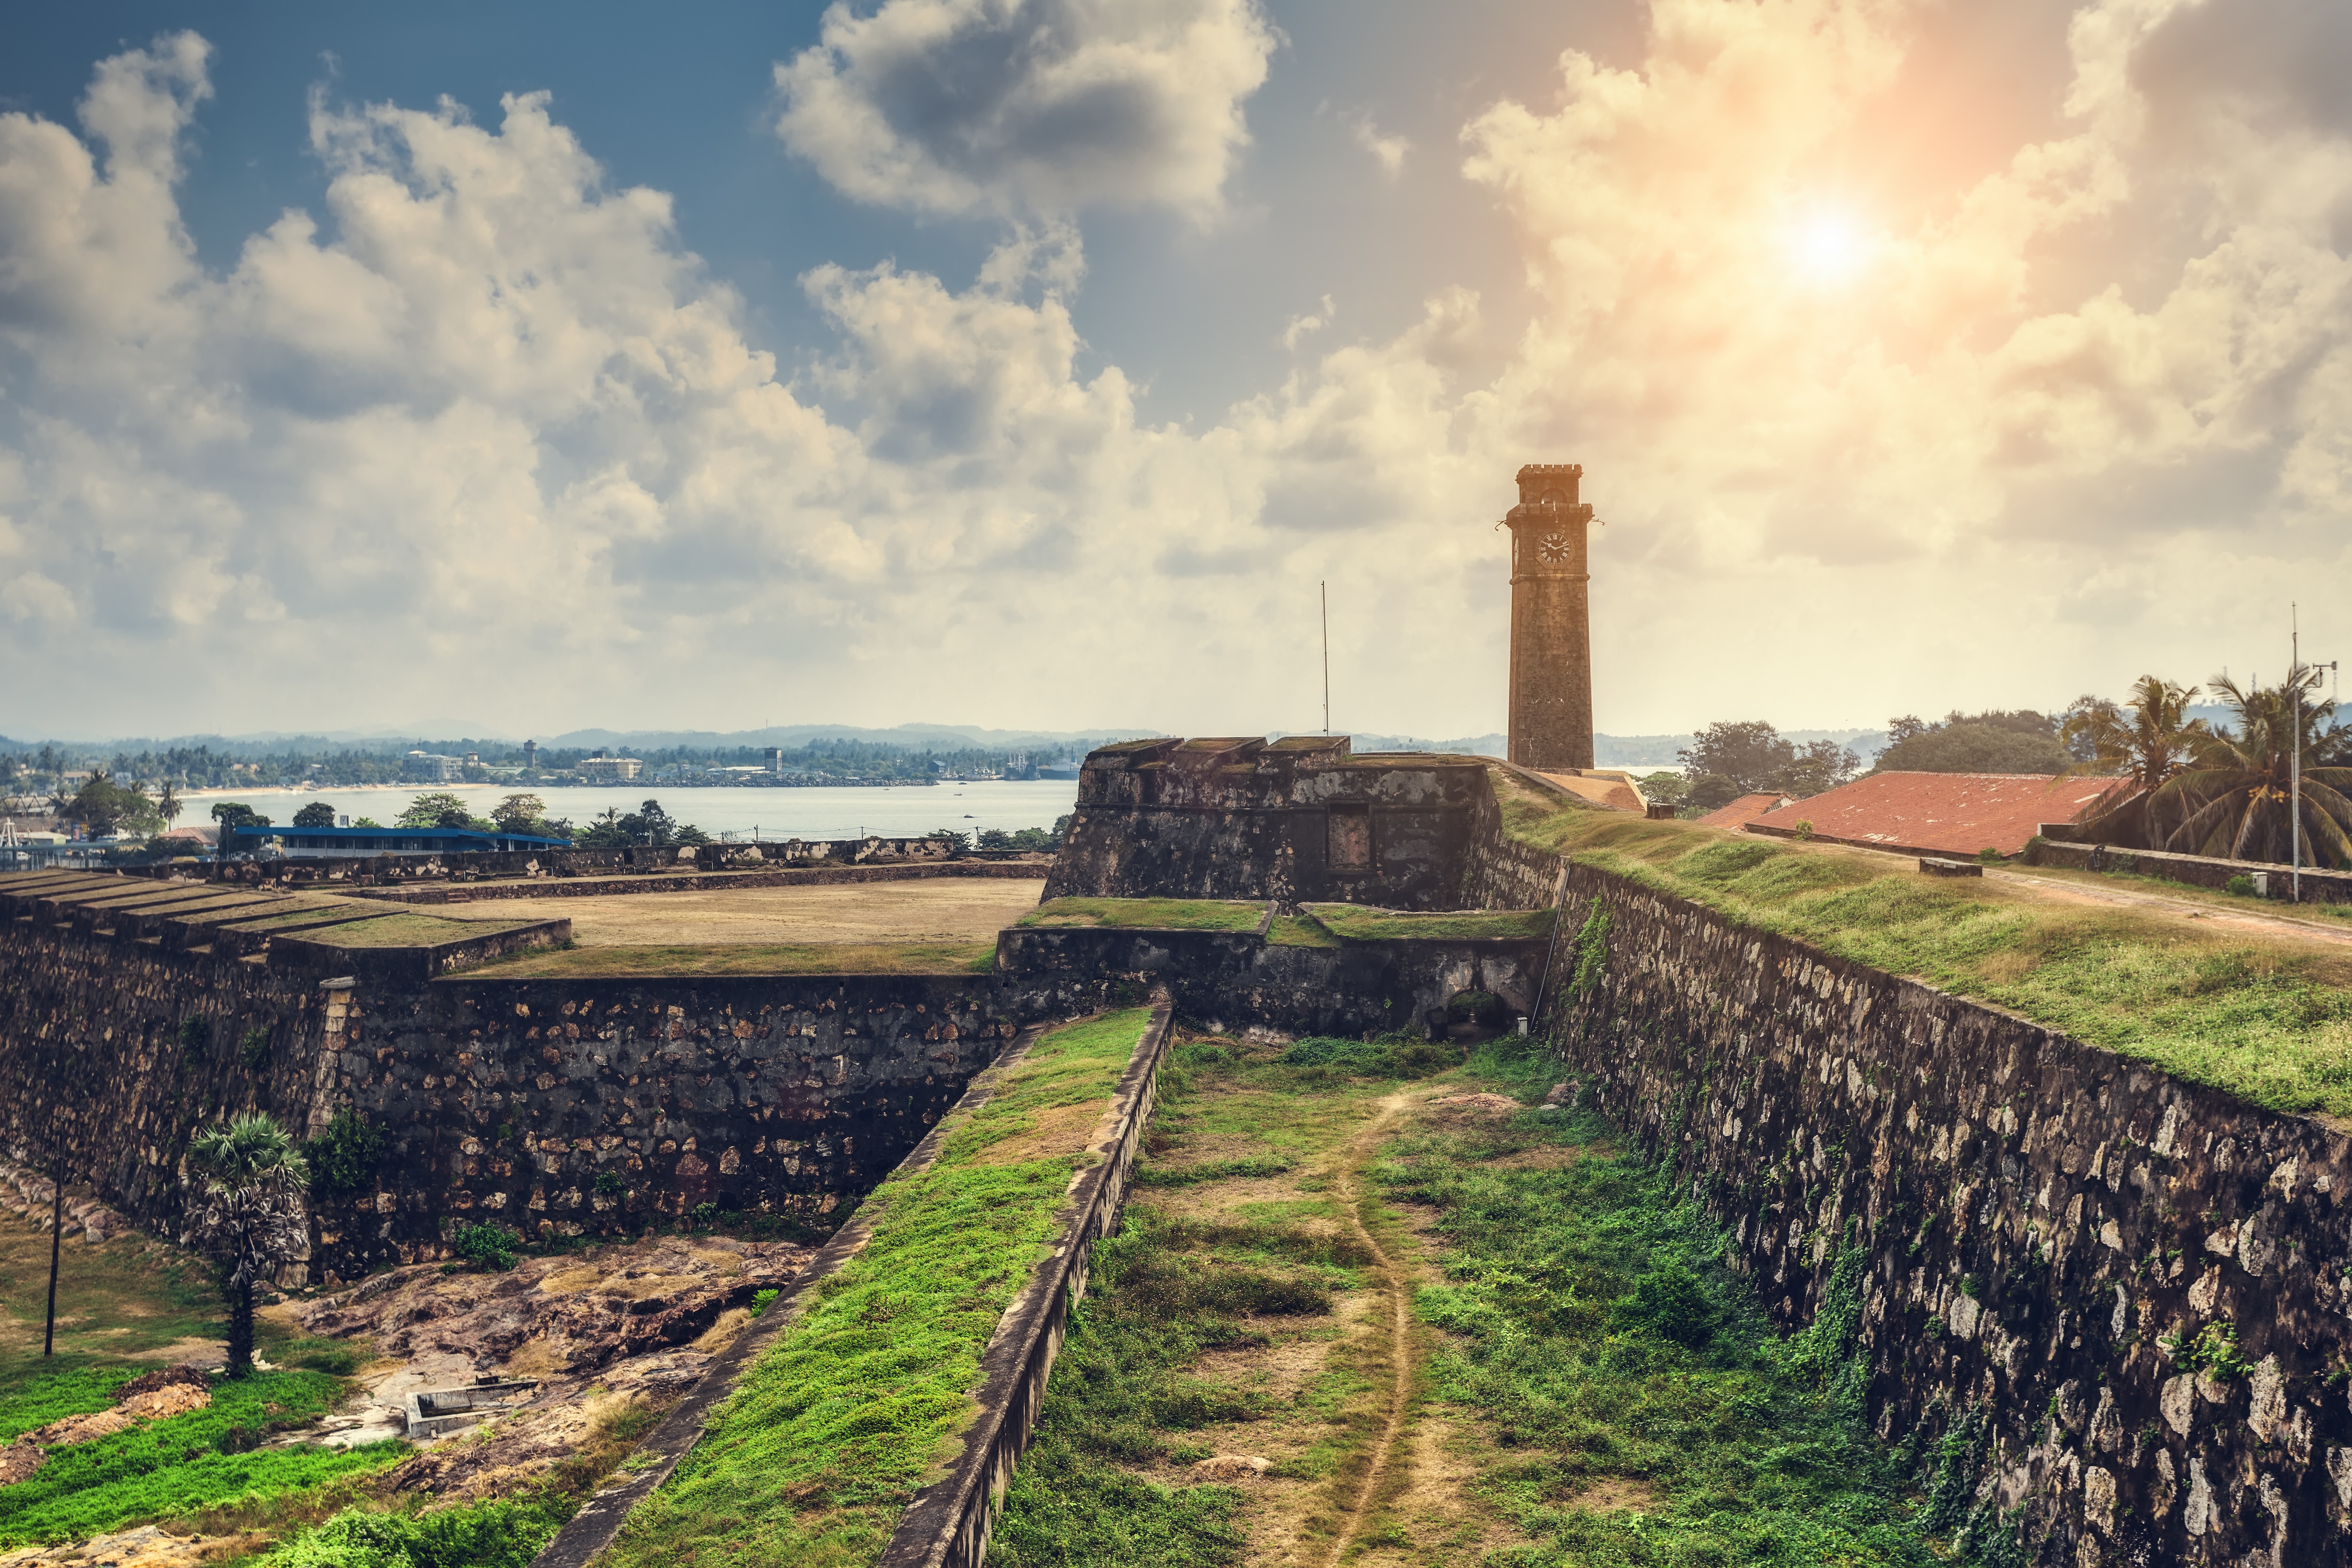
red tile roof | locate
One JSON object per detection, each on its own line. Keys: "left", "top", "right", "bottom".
{"left": 1747, "top": 772, "right": 2128, "bottom": 860}
{"left": 1695, "top": 793, "right": 1791, "bottom": 830}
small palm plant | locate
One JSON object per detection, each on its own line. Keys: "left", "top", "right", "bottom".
{"left": 185, "top": 1113, "right": 310, "bottom": 1377}
{"left": 158, "top": 781, "right": 183, "bottom": 828}
{"left": 2150, "top": 666, "right": 2352, "bottom": 867}
{"left": 2059, "top": 676, "right": 2208, "bottom": 796}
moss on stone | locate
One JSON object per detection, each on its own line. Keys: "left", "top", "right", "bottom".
{"left": 1019, "top": 897, "right": 1267, "bottom": 932}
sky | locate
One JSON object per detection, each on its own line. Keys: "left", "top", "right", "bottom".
{"left": 0, "top": 0, "right": 2346, "bottom": 742}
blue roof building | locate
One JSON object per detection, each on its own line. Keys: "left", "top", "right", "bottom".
{"left": 223, "top": 824, "right": 573, "bottom": 858}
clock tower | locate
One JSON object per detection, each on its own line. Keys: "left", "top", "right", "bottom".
{"left": 1502, "top": 463, "right": 1597, "bottom": 772}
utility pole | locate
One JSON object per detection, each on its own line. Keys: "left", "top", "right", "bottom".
{"left": 1321, "top": 581, "right": 1331, "bottom": 734}
{"left": 2294, "top": 605, "right": 2303, "bottom": 904}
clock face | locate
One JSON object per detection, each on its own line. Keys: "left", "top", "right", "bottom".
{"left": 1537, "top": 533, "right": 1573, "bottom": 564}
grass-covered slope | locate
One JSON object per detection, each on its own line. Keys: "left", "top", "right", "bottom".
{"left": 470, "top": 940, "right": 998, "bottom": 978}
{"left": 1019, "top": 897, "right": 1266, "bottom": 931}
{"left": 0, "top": 1367, "right": 400, "bottom": 1547}
{"left": 603, "top": 1008, "right": 1155, "bottom": 1568}
{"left": 1495, "top": 772, "right": 2352, "bottom": 1118}
{"left": 1303, "top": 905, "right": 1554, "bottom": 942}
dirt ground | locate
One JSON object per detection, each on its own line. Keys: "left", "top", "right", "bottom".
{"left": 443, "top": 877, "right": 1047, "bottom": 947}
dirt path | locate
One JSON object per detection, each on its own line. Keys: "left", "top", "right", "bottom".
{"left": 1990, "top": 868, "right": 2352, "bottom": 947}
{"left": 1318, "top": 1087, "right": 1422, "bottom": 1567}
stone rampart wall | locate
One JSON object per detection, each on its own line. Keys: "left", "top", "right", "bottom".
{"left": 1549, "top": 861, "right": 2352, "bottom": 1566}
{"left": 0, "top": 879, "right": 1126, "bottom": 1282}
{"left": 996, "top": 926, "right": 1548, "bottom": 1039}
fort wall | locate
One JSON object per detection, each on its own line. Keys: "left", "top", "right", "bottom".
{"left": 1549, "top": 860, "right": 2352, "bottom": 1566}
{"left": 1044, "top": 736, "right": 1489, "bottom": 910}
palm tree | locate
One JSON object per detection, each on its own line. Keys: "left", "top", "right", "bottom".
{"left": 2149, "top": 666, "right": 2352, "bottom": 867}
{"left": 158, "top": 780, "right": 183, "bottom": 829}
{"left": 2059, "top": 676, "right": 2208, "bottom": 796}
{"left": 184, "top": 1113, "right": 310, "bottom": 1377}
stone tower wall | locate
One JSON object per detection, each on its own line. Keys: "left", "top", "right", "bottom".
{"left": 1503, "top": 463, "right": 1596, "bottom": 771}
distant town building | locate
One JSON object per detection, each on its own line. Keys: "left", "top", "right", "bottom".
{"left": 764, "top": 747, "right": 783, "bottom": 775}
{"left": 524, "top": 740, "right": 539, "bottom": 770}
{"left": 403, "top": 749, "right": 464, "bottom": 782}
{"left": 577, "top": 754, "right": 643, "bottom": 781}
{"left": 225, "top": 823, "right": 572, "bottom": 859}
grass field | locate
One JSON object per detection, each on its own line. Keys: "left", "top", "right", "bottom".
{"left": 1303, "top": 905, "right": 1555, "bottom": 942}
{"left": 1495, "top": 772, "right": 2352, "bottom": 1119}
{"left": 470, "top": 940, "right": 999, "bottom": 978}
{"left": 604, "top": 1009, "right": 1155, "bottom": 1568}
{"left": 1019, "top": 897, "right": 1267, "bottom": 932}
{"left": 990, "top": 1030, "right": 1954, "bottom": 1567}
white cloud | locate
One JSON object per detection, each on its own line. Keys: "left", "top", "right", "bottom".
{"left": 1348, "top": 112, "right": 1406, "bottom": 179}
{"left": 8, "top": 4, "right": 2352, "bottom": 741}
{"left": 773, "top": 0, "right": 1277, "bottom": 217}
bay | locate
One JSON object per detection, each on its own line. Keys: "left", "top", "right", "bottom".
{"left": 178, "top": 779, "right": 1080, "bottom": 842}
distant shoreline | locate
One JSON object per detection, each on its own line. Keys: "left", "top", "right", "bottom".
{"left": 172, "top": 780, "right": 970, "bottom": 799}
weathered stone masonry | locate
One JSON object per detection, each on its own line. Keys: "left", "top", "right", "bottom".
{"left": 1549, "top": 860, "right": 2352, "bottom": 1567}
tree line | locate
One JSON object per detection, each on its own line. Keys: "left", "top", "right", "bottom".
{"left": 1645, "top": 670, "right": 2352, "bottom": 867}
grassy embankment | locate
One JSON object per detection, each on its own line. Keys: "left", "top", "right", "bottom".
{"left": 0, "top": 1222, "right": 399, "bottom": 1551}
{"left": 468, "top": 940, "right": 1000, "bottom": 979}
{"left": 1494, "top": 770, "right": 2352, "bottom": 1118}
{"left": 991, "top": 1032, "right": 1959, "bottom": 1568}
{"left": 601, "top": 1008, "right": 1155, "bottom": 1568}
{"left": 1019, "top": 897, "right": 1267, "bottom": 931}
{"left": 1304, "top": 905, "right": 1556, "bottom": 941}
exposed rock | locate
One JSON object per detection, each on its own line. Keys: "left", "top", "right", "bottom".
{"left": 118, "top": 1385, "right": 209, "bottom": 1421}
{"left": 28, "top": 1409, "right": 135, "bottom": 1447}
{"left": 111, "top": 1366, "right": 209, "bottom": 1403}
{"left": 0, "top": 1524, "right": 219, "bottom": 1568}
{"left": 0, "top": 1444, "right": 43, "bottom": 1486}
{"left": 1188, "top": 1454, "right": 1272, "bottom": 1481}
{"left": 1428, "top": 1094, "right": 1523, "bottom": 1115}
{"left": 297, "top": 1233, "right": 813, "bottom": 1380}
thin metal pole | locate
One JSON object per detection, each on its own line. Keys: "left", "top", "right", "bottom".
{"left": 2294, "top": 605, "right": 2302, "bottom": 904}
{"left": 43, "top": 1153, "right": 63, "bottom": 1356}
{"left": 1321, "top": 582, "right": 1330, "bottom": 733}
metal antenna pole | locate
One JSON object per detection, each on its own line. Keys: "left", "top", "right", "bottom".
{"left": 2294, "top": 605, "right": 2302, "bottom": 904}
{"left": 1321, "top": 582, "right": 1330, "bottom": 734}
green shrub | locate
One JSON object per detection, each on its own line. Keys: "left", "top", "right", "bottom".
{"left": 270, "top": 1495, "right": 571, "bottom": 1568}
{"left": 749, "top": 1288, "right": 780, "bottom": 1318}
{"left": 2226, "top": 875, "right": 2257, "bottom": 897}
{"left": 240, "top": 1027, "right": 273, "bottom": 1071}
{"left": 452, "top": 1222, "right": 518, "bottom": 1273}
{"left": 306, "top": 1111, "right": 386, "bottom": 1202}
{"left": 594, "top": 1170, "right": 625, "bottom": 1196}
{"left": 1615, "top": 1261, "right": 1716, "bottom": 1348}
{"left": 1977, "top": 847, "right": 2003, "bottom": 865}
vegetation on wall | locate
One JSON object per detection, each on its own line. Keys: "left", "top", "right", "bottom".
{"left": 1497, "top": 778, "right": 2352, "bottom": 1116}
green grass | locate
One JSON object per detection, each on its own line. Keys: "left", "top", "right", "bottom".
{"left": 0, "top": 1368, "right": 402, "bottom": 1547}
{"left": 1019, "top": 898, "right": 1267, "bottom": 932}
{"left": 1496, "top": 774, "right": 2352, "bottom": 1118}
{"left": 469, "top": 940, "right": 1000, "bottom": 979}
{"left": 604, "top": 1009, "right": 1156, "bottom": 1568}
{"left": 261, "top": 1493, "right": 573, "bottom": 1568}
{"left": 285, "top": 913, "right": 510, "bottom": 948}
{"left": 1303, "top": 905, "right": 1555, "bottom": 942}
{"left": 1378, "top": 1034, "right": 1951, "bottom": 1566}
{"left": 1263, "top": 914, "right": 1341, "bottom": 947}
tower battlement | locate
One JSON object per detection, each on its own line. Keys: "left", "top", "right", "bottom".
{"left": 1513, "top": 463, "right": 1585, "bottom": 508}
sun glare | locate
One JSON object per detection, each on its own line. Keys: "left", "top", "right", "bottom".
{"left": 1790, "top": 209, "right": 1870, "bottom": 288}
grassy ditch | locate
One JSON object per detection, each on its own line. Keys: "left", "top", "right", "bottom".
{"left": 1019, "top": 897, "right": 1267, "bottom": 932}
{"left": 604, "top": 1008, "right": 1155, "bottom": 1568}
{"left": 993, "top": 1030, "right": 1959, "bottom": 1568}
{"left": 1496, "top": 769, "right": 2352, "bottom": 1118}
{"left": 470, "top": 940, "right": 999, "bottom": 979}
{"left": 1303, "top": 905, "right": 1555, "bottom": 942}
{"left": 1382, "top": 1034, "right": 1952, "bottom": 1566}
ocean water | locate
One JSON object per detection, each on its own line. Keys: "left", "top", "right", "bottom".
{"left": 177, "top": 780, "right": 1080, "bottom": 841}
